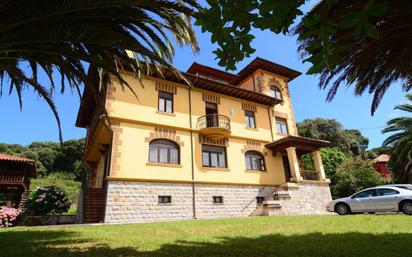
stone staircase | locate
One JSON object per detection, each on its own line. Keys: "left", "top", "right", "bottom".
{"left": 18, "top": 190, "right": 36, "bottom": 216}
{"left": 84, "top": 188, "right": 105, "bottom": 223}
{"left": 252, "top": 189, "right": 291, "bottom": 216}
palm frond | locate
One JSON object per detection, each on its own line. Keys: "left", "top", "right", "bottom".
{"left": 0, "top": 0, "right": 200, "bottom": 141}
{"left": 295, "top": 1, "right": 412, "bottom": 115}
{"left": 382, "top": 94, "right": 412, "bottom": 182}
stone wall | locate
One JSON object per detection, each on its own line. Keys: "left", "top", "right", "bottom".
{"left": 103, "top": 180, "right": 331, "bottom": 224}
{"left": 195, "top": 184, "right": 275, "bottom": 219}
{"left": 267, "top": 181, "right": 332, "bottom": 216}
{"left": 105, "top": 181, "right": 193, "bottom": 223}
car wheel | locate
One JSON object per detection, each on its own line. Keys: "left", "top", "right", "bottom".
{"left": 400, "top": 201, "right": 412, "bottom": 215}
{"left": 335, "top": 203, "right": 350, "bottom": 215}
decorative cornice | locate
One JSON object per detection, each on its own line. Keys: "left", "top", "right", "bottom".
{"left": 199, "top": 135, "right": 228, "bottom": 147}
{"left": 242, "top": 103, "right": 257, "bottom": 112}
{"left": 202, "top": 93, "right": 220, "bottom": 104}
{"left": 155, "top": 82, "right": 177, "bottom": 94}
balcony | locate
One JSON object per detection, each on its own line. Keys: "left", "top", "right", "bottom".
{"left": 197, "top": 114, "right": 231, "bottom": 140}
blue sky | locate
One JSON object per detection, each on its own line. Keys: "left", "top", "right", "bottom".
{"left": 0, "top": 2, "right": 406, "bottom": 148}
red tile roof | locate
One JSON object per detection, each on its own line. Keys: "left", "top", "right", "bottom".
{"left": 373, "top": 154, "right": 390, "bottom": 163}
{"left": 0, "top": 153, "right": 35, "bottom": 164}
{"left": 265, "top": 135, "right": 330, "bottom": 155}
{"left": 0, "top": 153, "right": 37, "bottom": 177}
{"left": 187, "top": 57, "right": 302, "bottom": 84}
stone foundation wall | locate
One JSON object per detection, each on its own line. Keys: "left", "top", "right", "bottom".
{"left": 195, "top": 184, "right": 276, "bottom": 219}
{"left": 268, "top": 182, "right": 332, "bottom": 215}
{"left": 105, "top": 181, "right": 193, "bottom": 223}
{"left": 103, "top": 180, "right": 331, "bottom": 223}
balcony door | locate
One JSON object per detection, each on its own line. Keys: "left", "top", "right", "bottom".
{"left": 205, "top": 102, "right": 218, "bottom": 127}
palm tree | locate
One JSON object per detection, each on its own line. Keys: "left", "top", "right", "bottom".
{"left": 295, "top": 0, "right": 412, "bottom": 115}
{"left": 382, "top": 94, "right": 412, "bottom": 183}
{"left": 0, "top": 0, "right": 199, "bottom": 141}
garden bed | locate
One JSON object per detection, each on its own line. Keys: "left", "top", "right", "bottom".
{"left": 19, "top": 214, "right": 76, "bottom": 226}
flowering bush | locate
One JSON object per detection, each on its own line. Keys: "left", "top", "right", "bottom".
{"left": 0, "top": 207, "right": 21, "bottom": 227}
{"left": 28, "top": 186, "right": 71, "bottom": 215}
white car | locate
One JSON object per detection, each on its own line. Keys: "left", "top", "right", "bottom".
{"left": 327, "top": 186, "right": 412, "bottom": 215}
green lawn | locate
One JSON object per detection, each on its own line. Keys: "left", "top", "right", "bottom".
{"left": 1, "top": 215, "right": 411, "bottom": 257}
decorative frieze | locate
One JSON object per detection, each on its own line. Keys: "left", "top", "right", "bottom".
{"left": 242, "top": 103, "right": 257, "bottom": 112}
{"left": 145, "top": 127, "right": 184, "bottom": 146}
{"left": 155, "top": 82, "right": 177, "bottom": 94}
{"left": 202, "top": 93, "right": 220, "bottom": 104}
{"left": 199, "top": 135, "right": 228, "bottom": 147}
{"left": 268, "top": 78, "right": 281, "bottom": 88}
{"left": 254, "top": 73, "right": 264, "bottom": 93}
{"left": 241, "top": 140, "right": 263, "bottom": 154}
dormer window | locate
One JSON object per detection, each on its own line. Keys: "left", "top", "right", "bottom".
{"left": 270, "top": 86, "right": 282, "bottom": 100}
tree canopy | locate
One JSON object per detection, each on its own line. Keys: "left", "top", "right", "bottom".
{"left": 0, "top": 138, "right": 87, "bottom": 180}
{"left": 196, "top": 0, "right": 411, "bottom": 114}
{"left": 297, "top": 118, "right": 369, "bottom": 156}
{"left": 332, "top": 157, "right": 384, "bottom": 198}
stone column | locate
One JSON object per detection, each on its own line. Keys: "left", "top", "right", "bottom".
{"left": 313, "top": 150, "right": 327, "bottom": 181}
{"left": 286, "top": 147, "right": 302, "bottom": 181}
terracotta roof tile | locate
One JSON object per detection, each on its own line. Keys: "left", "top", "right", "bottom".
{"left": 373, "top": 154, "right": 390, "bottom": 163}
{"left": 0, "top": 153, "right": 35, "bottom": 164}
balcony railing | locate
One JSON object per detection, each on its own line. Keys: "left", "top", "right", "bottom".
{"left": 301, "top": 170, "right": 319, "bottom": 181}
{"left": 198, "top": 114, "right": 231, "bottom": 130}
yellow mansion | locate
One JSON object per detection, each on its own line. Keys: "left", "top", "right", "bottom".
{"left": 76, "top": 57, "right": 332, "bottom": 223}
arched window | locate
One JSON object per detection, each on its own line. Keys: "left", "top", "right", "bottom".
{"left": 245, "top": 151, "right": 266, "bottom": 171}
{"left": 149, "top": 139, "right": 179, "bottom": 164}
{"left": 269, "top": 86, "right": 282, "bottom": 100}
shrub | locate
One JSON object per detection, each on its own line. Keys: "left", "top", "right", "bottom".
{"left": 0, "top": 207, "right": 21, "bottom": 227}
{"left": 332, "top": 157, "right": 385, "bottom": 198}
{"left": 28, "top": 186, "right": 71, "bottom": 215}
{"left": 30, "top": 173, "right": 81, "bottom": 206}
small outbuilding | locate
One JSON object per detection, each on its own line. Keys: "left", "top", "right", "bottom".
{"left": 372, "top": 154, "right": 392, "bottom": 181}
{"left": 0, "top": 153, "right": 37, "bottom": 209}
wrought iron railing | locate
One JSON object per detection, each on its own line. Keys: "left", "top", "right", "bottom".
{"left": 198, "top": 114, "right": 230, "bottom": 130}
{"left": 301, "top": 170, "right": 319, "bottom": 181}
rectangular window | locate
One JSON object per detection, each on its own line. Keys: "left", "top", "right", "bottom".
{"left": 276, "top": 118, "right": 289, "bottom": 134}
{"left": 158, "top": 91, "right": 173, "bottom": 113}
{"left": 256, "top": 197, "right": 265, "bottom": 204}
{"left": 213, "top": 196, "right": 224, "bottom": 204}
{"left": 158, "top": 195, "right": 172, "bottom": 204}
{"left": 244, "top": 110, "right": 256, "bottom": 128}
{"left": 202, "top": 145, "right": 227, "bottom": 168}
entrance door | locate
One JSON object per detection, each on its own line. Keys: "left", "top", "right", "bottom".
{"left": 205, "top": 102, "right": 218, "bottom": 127}
{"left": 282, "top": 155, "right": 292, "bottom": 182}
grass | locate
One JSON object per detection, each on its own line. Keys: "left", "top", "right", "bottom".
{"left": 1, "top": 215, "right": 411, "bottom": 257}
{"left": 62, "top": 207, "right": 77, "bottom": 216}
